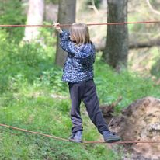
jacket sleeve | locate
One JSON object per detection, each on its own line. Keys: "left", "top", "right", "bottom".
{"left": 59, "top": 31, "right": 96, "bottom": 62}
{"left": 59, "top": 30, "right": 76, "bottom": 55}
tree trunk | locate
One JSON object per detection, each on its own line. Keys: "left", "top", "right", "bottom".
{"left": 24, "top": 0, "right": 44, "bottom": 41}
{"left": 103, "top": 0, "right": 128, "bottom": 69}
{"left": 55, "top": 0, "right": 76, "bottom": 67}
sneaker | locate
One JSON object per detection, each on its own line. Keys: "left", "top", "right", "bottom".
{"left": 68, "top": 131, "right": 82, "bottom": 143}
{"left": 103, "top": 131, "right": 121, "bottom": 143}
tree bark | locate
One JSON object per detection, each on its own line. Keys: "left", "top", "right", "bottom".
{"left": 24, "top": 0, "right": 44, "bottom": 41}
{"left": 103, "top": 0, "right": 128, "bottom": 69}
{"left": 55, "top": 0, "right": 76, "bottom": 67}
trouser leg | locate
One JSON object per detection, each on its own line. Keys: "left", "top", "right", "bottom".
{"left": 68, "top": 82, "right": 84, "bottom": 133}
{"left": 83, "top": 80, "right": 109, "bottom": 134}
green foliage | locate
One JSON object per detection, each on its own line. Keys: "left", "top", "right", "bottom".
{"left": 94, "top": 0, "right": 101, "bottom": 8}
{"left": 0, "top": 0, "right": 26, "bottom": 41}
{"left": 0, "top": 28, "right": 65, "bottom": 94}
{"left": 88, "top": 0, "right": 101, "bottom": 8}
{"left": 151, "top": 57, "right": 160, "bottom": 78}
{"left": 86, "top": 0, "right": 101, "bottom": 8}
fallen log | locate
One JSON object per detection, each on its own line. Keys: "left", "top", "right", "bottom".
{"left": 96, "top": 38, "right": 160, "bottom": 51}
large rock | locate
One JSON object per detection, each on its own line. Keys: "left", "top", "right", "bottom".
{"left": 109, "top": 96, "right": 160, "bottom": 160}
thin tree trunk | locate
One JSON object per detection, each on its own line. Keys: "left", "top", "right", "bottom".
{"left": 101, "top": 0, "right": 107, "bottom": 8}
{"left": 24, "top": 0, "right": 44, "bottom": 41}
{"left": 103, "top": 0, "right": 128, "bottom": 69}
{"left": 55, "top": 0, "right": 76, "bottom": 67}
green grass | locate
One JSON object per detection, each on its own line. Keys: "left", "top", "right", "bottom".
{"left": 0, "top": 91, "right": 118, "bottom": 159}
{"left": 0, "top": 27, "right": 160, "bottom": 159}
{"left": 0, "top": 33, "right": 120, "bottom": 159}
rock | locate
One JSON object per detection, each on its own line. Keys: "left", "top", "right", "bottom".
{"left": 108, "top": 96, "right": 160, "bottom": 159}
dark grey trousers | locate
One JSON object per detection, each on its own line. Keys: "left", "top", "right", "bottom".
{"left": 68, "top": 79, "right": 109, "bottom": 134}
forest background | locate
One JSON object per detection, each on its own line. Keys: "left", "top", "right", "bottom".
{"left": 0, "top": 0, "right": 160, "bottom": 159}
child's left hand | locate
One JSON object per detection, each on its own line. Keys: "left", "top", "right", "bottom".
{"left": 53, "top": 23, "right": 63, "bottom": 33}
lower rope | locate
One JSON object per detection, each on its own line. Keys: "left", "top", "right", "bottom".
{"left": 1, "top": 123, "right": 160, "bottom": 144}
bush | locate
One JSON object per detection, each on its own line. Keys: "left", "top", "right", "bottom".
{"left": 0, "top": 0, "right": 26, "bottom": 41}
{"left": 0, "top": 28, "right": 63, "bottom": 93}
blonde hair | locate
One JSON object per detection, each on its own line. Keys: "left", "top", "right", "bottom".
{"left": 70, "top": 23, "right": 91, "bottom": 44}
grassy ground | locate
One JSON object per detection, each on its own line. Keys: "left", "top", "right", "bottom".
{"left": 0, "top": 97, "right": 119, "bottom": 160}
{"left": 0, "top": 80, "right": 119, "bottom": 160}
{"left": 0, "top": 35, "right": 121, "bottom": 159}
{"left": 0, "top": 27, "right": 160, "bottom": 159}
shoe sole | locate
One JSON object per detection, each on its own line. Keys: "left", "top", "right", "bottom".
{"left": 105, "top": 138, "right": 121, "bottom": 143}
{"left": 68, "top": 138, "right": 82, "bottom": 143}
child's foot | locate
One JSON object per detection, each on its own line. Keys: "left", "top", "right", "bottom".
{"left": 103, "top": 131, "right": 121, "bottom": 143}
{"left": 68, "top": 131, "right": 82, "bottom": 143}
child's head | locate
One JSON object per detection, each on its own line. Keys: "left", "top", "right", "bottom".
{"left": 70, "top": 23, "right": 91, "bottom": 44}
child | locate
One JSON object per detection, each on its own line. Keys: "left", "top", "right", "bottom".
{"left": 54, "top": 23, "right": 121, "bottom": 143}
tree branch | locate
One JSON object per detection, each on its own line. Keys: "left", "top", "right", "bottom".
{"left": 129, "top": 39, "right": 160, "bottom": 49}
{"left": 88, "top": 0, "right": 100, "bottom": 14}
{"left": 146, "top": 0, "right": 160, "bottom": 15}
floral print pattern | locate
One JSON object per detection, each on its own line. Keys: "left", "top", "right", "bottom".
{"left": 59, "top": 30, "right": 96, "bottom": 83}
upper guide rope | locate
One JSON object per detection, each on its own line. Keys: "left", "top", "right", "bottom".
{"left": 1, "top": 123, "right": 160, "bottom": 144}
{"left": 0, "top": 20, "right": 160, "bottom": 28}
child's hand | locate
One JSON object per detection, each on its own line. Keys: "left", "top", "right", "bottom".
{"left": 53, "top": 23, "right": 60, "bottom": 29}
{"left": 53, "top": 23, "right": 63, "bottom": 33}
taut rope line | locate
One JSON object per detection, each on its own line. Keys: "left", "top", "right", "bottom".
{"left": 0, "top": 21, "right": 160, "bottom": 28}
{"left": 1, "top": 123, "right": 160, "bottom": 144}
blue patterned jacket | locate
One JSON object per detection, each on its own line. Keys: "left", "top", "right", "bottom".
{"left": 59, "top": 30, "right": 96, "bottom": 83}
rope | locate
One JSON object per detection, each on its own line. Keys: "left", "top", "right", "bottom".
{"left": 1, "top": 123, "right": 160, "bottom": 144}
{"left": 0, "top": 21, "right": 160, "bottom": 28}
